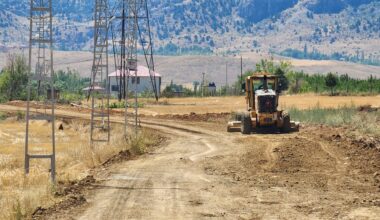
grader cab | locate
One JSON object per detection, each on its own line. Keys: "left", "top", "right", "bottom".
{"left": 227, "top": 72, "right": 299, "bottom": 134}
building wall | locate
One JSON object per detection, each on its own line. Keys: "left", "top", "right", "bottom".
{"left": 109, "top": 76, "right": 161, "bottom": 97}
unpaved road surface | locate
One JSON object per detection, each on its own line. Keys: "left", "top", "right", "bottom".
{"left": 0, "top": 104, "right": 379, "bottom": 219}
{"left": 60, "top": 122, "right": 380, "bottom": 219}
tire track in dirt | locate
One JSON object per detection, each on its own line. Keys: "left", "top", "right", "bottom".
{"left": 70, "top": 118, "right": 230, "bottom": 219}
{"left": 315, "top": 140, "right": 348, "bottom": 173}
{"left": 189, "top": 140, "right": 217, "bottom": 162}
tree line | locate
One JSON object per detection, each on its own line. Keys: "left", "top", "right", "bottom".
{"left": 161, "top": 58, "right": 379, "bottom": 98}
{"left": 239, "top": 59, "right": 380, "bottom": 96}
{"left": 0, "top": 54, "right": 89, "bottom": 103}
{"left": 280, "top": 47, "right": 380, "bottom": 67}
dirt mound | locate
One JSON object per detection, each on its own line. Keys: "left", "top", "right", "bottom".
{"left": 154, "top": 112, "right": 230, "bottom": 122}
{"left": 272, "top": 136, "right": 335, "bottom": 173}
{"left": 308, "top": 126, "right": 380, "bottom": 187}
{"left": 32, "top": 175, "right": 95, "bottom": 219}
{"left": 351, "top": 136, "right": 380, "bottom": 150}
{"left": 358, "top": 105, "right": 379, "bottom": 112}
{"left": 32, "top": 195, "right": 87, "bottom": 219}
{"left": 102, "top": 150, "right": 132, "bottom": 167}
{"left": 55, "top": 175, "right": 96, "bottom": 197}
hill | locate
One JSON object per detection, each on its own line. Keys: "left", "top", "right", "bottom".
{"left": 0, "top": 0, "right": 379, "bottom": 61}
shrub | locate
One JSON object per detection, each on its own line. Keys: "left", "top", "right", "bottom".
{"left": 0, "top": 112, "right": 7, "bottom": 120}
{"left": 325, "top": 72, "right": 338, "bottom": 96}
{"left": 16, "top": 111, "right": 25, "bottom": 121}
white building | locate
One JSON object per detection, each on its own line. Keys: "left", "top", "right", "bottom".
{"left": 109, "top": 66, "right": 161, "bottom": 97}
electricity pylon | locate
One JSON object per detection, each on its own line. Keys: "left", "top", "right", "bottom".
{"left": 25, "top": 0, "right": 56, "bottom": 182}
{"left": 89, "top": 0, "right": 110, "bottom": 145}
{"left": 110, "top": 0, "right": 157, "bottom": 137}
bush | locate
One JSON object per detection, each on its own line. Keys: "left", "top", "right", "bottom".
{"left": 16, "top": 111, "right": 25, "bottom": 121}
{"left": 0, "top": 112, "right": 7, "bottom": 120}
{"left": 58, "top": 93, "right": 83, "bottom": 104}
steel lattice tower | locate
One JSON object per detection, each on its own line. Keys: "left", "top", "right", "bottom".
{"left": 25, "top": 0, "right": 56, "bottom": 181}
{"left": 89, "top": 0, "right": 110, "bottom": 144}
{"left": 111, "top": 0, "right": 157, "bottom": 136}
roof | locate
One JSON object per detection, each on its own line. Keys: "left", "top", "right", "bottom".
{"left": 109, "top": 66, "right": 161, "bottom": 77}
{"left": 82, "top": 86, "right": 105, "bottom": 92}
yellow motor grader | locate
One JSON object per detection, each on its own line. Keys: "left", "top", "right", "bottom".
{"left": 227, "top": 72, "right": 299, "bottom": 134}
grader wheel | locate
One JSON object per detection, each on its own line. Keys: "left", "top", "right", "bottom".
{"left": 241, "top": 115, "right": 252, "bottom": 135}
{"left": 281, "top": 114, "right": 291, "bottom": 133}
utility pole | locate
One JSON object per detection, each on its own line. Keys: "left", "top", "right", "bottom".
{"left": 240, "top": 56, "right": 243, "bottom": 93}
{"left": 201, "top": 72, "right": 205, "bottom": 97}
{"left": 225, "top": 63, "right": 228, "bottom": 96}
{"left": 240, "top": 56, "right": 243, "bottom": 82}
{"left": 25, "top": 0, "right": 56, "bottom": 182}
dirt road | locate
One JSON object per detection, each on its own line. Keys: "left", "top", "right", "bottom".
{"left": 59, "top": 122, "right": 380, "bottom": 219}
{"left": 0, "top": 104, "right": 379, "bottom": 219}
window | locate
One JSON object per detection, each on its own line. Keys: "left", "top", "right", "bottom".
{"left": 253, "top": 79, "right": 275, "bottom": 91}
{"left": 111, "top": 85, "right": 119, "bottom": 92}
{"left": 132, "top": 77, "right": 140, "bottom": 84}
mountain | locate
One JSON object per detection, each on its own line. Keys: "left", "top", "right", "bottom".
{"left": 0, "top": 0, "right": 379, "bottom": 61}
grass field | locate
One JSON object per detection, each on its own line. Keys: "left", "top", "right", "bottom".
{"left": 289, "top": 106, "right": 380, "bottom": 136}
{"left": 136, "top": 95, "right": 380, "bottom": 115}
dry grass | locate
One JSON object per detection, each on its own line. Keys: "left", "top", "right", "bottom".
{"left": 0, "top": 117, "right": 159, "bottom": 219}
{"left": 137, "top": 95, "right": 380, "bottom": 115}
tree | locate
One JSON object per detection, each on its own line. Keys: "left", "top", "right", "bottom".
{"left": 0, "top": 54, "right": 28, "bottom": 102}
{"left": 340, "top": 73, "right": 349, "bottom": 93}
{"left": 193, "top": 81, "right": 200, "bottom": 95}
{"left": 255, "top": 59, "right": 275, "bottom": 74}
{"left": 303, "top": 44, "right": 308, "bottom": 58}
{"left": 274, "top": 68, "right": 289, "bottom": 92}
{"left": 368, "top": 74, "right": 374, "bottom": 93}
{"left": 325, "top": 72, "right": 338, "bottom": 96}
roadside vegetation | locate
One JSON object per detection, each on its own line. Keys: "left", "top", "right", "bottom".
{"left": 288, "top": 105, "right": 380, "bottom": 136}
{"left": 0, "top": 119, "right": 161, "bottom": 219}
{"left": 0, "top": 53, "right": 89, "bottom": 104}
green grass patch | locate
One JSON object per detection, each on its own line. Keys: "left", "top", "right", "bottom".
{"left": 109, "top": 101, "right": 145, "bottom": 109}
{"left": 288, "top": 106, "right": 380, "bottom": 136}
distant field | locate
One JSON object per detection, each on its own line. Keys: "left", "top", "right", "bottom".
{"left": 1, "top": 51, "right": 379, "bottom": 87}
{"left": 138, "top": 95, "right": 380, "bottom": 115}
